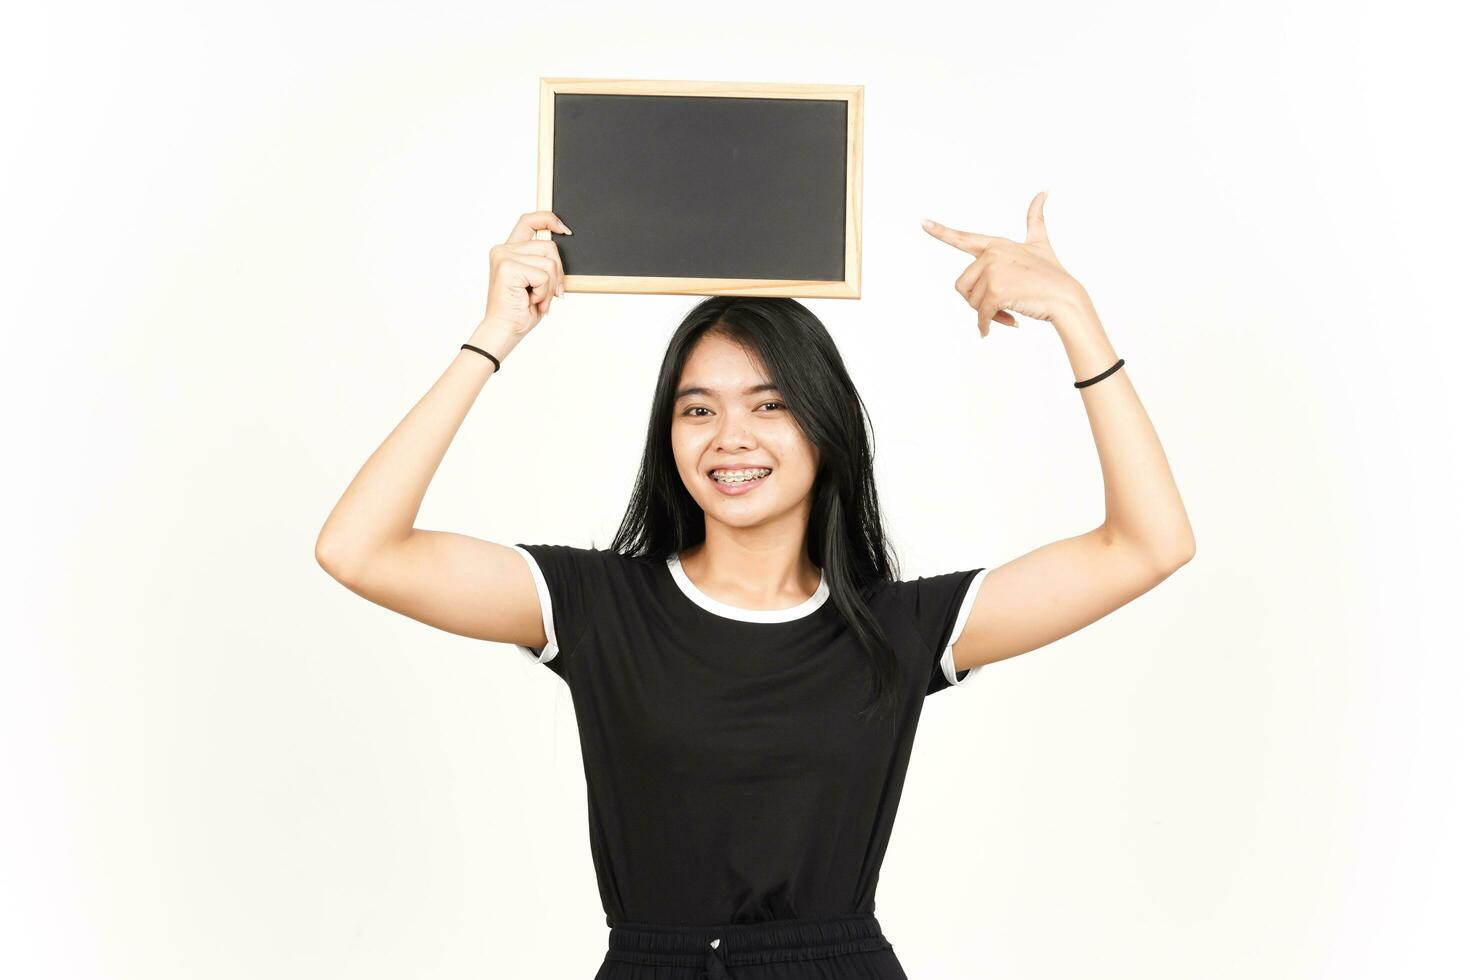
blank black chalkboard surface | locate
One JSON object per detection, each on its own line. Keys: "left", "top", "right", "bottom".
{"left": 536, "top": 78, "right": 864, "bottom": 299}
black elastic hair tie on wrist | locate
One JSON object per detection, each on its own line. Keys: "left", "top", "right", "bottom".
{"left": 461, "top": 344, "right": 501, "bottom": 372}
{"left": 1075, "top": 357, "right": 1123, "bottom": 388}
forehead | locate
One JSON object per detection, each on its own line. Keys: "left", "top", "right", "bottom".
{"left": 675, "top": 334, "right": 777, "bottom": 398}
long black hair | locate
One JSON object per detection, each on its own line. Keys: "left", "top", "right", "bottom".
{"left": 606, "top": 296, "right": 909, "bottom": 722}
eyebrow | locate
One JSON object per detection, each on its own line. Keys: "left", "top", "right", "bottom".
{"left": 674, "top": 382, "right": 783, "bottom": 401}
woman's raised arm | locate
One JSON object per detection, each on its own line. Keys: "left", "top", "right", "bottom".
{"left": 923, "top": 194, "right": 1195, "bottom": 672}
{"left": 313, "top": 210, "right": 572, "bottom": 648}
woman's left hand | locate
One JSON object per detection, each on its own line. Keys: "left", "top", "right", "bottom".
{"left": 922, "top": 191, "right": 1089, "bottom": 338}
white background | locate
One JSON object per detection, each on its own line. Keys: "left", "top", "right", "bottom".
{"left": 5, "top": 1, "right": 1466, "bottom": 977}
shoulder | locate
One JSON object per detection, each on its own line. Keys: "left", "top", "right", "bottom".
{"left": 868, "top": 567, "right": 983, "bottom": 610}
{"left": 512, "top": 542, "right": 659, "bottom": 593}
{"left": 509, "top": 544, "right": 660, "bottom": 673}
{"left": 867, "top": 567, "right": 989, "bottom": 655}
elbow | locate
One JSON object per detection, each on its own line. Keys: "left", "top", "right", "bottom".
{"left": 1104, "top": 523, "right": 1195, "bottom": 575}
{"left": 1160, "top": 534, "right": 1196, "bottom": 573}
{"left": 315, "top": 533, "right": 358, "bottom": 583}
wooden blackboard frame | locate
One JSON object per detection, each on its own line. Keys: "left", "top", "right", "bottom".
{"left": 536, "top": 77, "right": 864, "bottom": 299}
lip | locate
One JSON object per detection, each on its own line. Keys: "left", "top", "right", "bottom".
{"left": 708, "top": 468, "right": 772, "bottom": 497}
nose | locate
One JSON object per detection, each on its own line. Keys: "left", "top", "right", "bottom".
{"left": 713, "top": 419, "right": 755, "bottom": 453}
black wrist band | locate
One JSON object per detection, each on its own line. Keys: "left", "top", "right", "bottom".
{"left": 461, "top": 344, "right": 501, "bottom": 372}
{"left": 1075, "top": 357, "right": 1123, "bottom": 388}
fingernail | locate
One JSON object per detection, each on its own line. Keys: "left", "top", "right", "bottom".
{"left": 559, "top": 223, "right": 572, "bottom": 234}
{"left": 921, "top": 218, "right": 935, "bottom": 229}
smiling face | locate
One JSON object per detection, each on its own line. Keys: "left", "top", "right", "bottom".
{"left": 671, "top": 332, "right": 820, "bottom": 531}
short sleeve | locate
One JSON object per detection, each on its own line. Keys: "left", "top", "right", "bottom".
{"left": 510, "top": 543, "right": 606, "bottom": 680}
{"left": 889, "top": 566, "right": 991, "bottom": 696}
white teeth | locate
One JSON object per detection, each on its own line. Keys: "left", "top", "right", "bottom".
{"left": 711, "top": 467, "right": 771, "bottom": 484}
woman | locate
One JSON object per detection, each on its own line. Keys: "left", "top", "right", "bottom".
{"left": 315, "top": 196, "right": 1195, "bottom": 978}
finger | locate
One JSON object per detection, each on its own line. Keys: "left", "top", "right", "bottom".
{"left": 1025, "top": 191, "right": 1049, "bottom": 246}
{"left": 510, "top": 254, "right": 555, "bottom": 301}
{"left": 501, "top": 239, "right": 566, "bottom": 295}
{"left": 970, "top": 287, "right": 1017, "bottom": 333}
{"left": 954, "top": 256, "right": 991, "bottom": 299}
{"left": 530, "top": 267, "right": 553, "bottom": 314}
{"left": 969, "top": 282, "right": 1006, "bottom": 327}
{"left": 922, "top": 218, "right": 1001, "bottom": 254}
{"left": 964, "top": 274, "right": 993, "bottom": 312}
{"left": 506, "top": 210, "right": 573, "bottom": 244}
{"left": 507, "top": 257, "right": 555, "bottom": 307}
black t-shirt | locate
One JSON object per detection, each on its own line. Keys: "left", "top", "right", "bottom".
{"left": 511, "top": 543, "right": 989, "bottom": 928}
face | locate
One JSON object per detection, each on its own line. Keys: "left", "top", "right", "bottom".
{"left": 671, "top": 333, "right": 820, "bottom": 530}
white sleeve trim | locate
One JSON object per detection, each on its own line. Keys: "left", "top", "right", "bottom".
{"left": 510, "top": 545, "right": 561, "bottom": 667}
{"left": 938, "top": 567, "right": 990, "bottom": 688}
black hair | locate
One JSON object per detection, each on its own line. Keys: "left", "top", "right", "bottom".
{"left": 606, "top": 296, "right": 908, "bottom": 722}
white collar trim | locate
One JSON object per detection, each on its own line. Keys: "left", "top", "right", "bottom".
{"left": 666, "top": 553, "right": 830, "bottom": 623}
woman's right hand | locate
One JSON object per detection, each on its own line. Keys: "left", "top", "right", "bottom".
{"left": 480, "top": 210, "right": 572, "bottom": 336}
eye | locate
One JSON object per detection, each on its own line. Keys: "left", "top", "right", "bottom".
{"left": 680, "top": 401, "right": 786, "bottom": 417}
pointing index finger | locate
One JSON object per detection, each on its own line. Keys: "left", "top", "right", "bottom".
{"left": 921, "top": 218, "right": 999, "bottom": 253}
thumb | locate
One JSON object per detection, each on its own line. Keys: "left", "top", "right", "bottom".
{"left": 1025, "top": 190, "right": 1050, "bottom": 246}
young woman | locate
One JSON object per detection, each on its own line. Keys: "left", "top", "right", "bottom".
{"left": 315, "top": 196, "right": 1194, "bottom": 979}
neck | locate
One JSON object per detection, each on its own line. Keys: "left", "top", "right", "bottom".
{"left": 679, "top": 535, "right": 822, "bottom": 610}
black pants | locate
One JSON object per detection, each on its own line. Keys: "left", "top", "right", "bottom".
{"left": 594, "top": 913, "right": 910, "bottom": 979}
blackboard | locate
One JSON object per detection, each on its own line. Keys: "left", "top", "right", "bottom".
{"left": 536, "top": 78, "right": 864, "bottom": 299}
